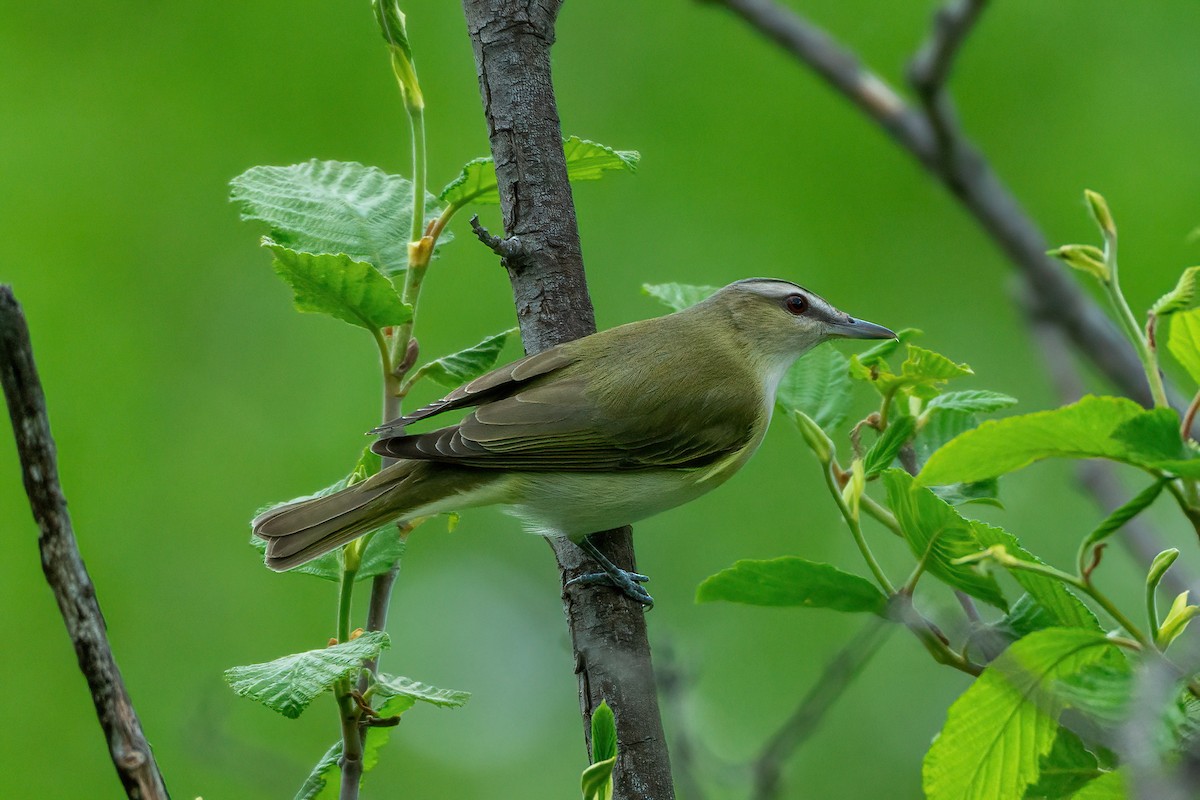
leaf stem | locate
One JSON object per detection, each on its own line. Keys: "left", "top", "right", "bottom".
{"left": 860, "top": 492, "right": 903, "bottom": 538}
{"left": 335, "top": 542, "right": 364, "bottom": 800}
{"left": 1102, "top": 230, "right": 1169, "bottom": 408}
{"left": 822, "top": 460, "right": 894, "bottom": 594}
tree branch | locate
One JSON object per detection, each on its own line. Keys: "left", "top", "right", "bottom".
{"left": 0, "top": 286, "right": 170, "bottom": 800}
{"left": 707, "top": 0, "right": 1164, "bottom": 410}
{"left": 461, "top": 3, "right": 674, "bottom": 798}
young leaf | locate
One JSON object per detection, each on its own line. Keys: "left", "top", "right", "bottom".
{"left": 225, "top": 631, "right": 389, "bottom": 719}
{"left": 1049, "top": 245, "right": 1109, "bottom": 283}
{"left": 1080, "top": 480, "right": 1166, "bottom": 552}
{"left": 410, "top": 328, "right": 518, "bottom": 388}
{"left": 883, "top": 470, "right": 1007, "bottom": 609}
{"left": 696, "top": 557, "right": 888, "bottom": 614}
{"left": 776, "top": 343, "right": 852, "bottom": 430}
{"left": 922, "top": 628, "right": 1118, "bottom": 800}
{"left": 375, "top": 673, "right": 470, "bottom": 708}
{"left": 373, "top": 0, "right": 423, "bottom": 110}
{"left": 581, "top": 758, "right": 616, "bottom": 800}
{"left": 591, "top": 700, "right": 617, "bottom": 764}
{"left": 641, "top": 282, "right": 719, "bottom": 312}
{"left": 850, "top": 343, "right": 971, "bottom": 397}
{"left": 440, "top": 136, "right": 639, "bottom": 209}
{"left": 264, "top": 241, "right": 412, "bottom": 332}
{"left": 1167, "top": 308, "right": 1200, "bottom": 386}
{"left": 1023, "top": 727, "right": 1103, "bottom": 799}
{"left": 917, "top": 395, "right": 1199, "bottom": 486}
{"left": 1151, "top": 266, "right": 1200, "bottom": 317}
{"left": 232, "top": 160, "right": 441, "bottom": 275}
{"left": 924, "top": 390, "right": 1018, "bottom": 415}
{"left": 296, "top": 693, "right": 417, "bottom": 800}
{"left": 864, "top": 415, "right": 916, "bottom": 476}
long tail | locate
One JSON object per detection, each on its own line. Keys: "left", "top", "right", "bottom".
{"left": 253, "top": 461, "right": 423, "bottom": 571}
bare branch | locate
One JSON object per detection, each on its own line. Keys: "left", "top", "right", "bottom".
{"left": 461, "top": 2, "right": 674, "bottom": 798}
{"left": 707, "top": 0, "right": 1165, "bottom": 410}
{"left": 750, "top": 619, "right": 892, "bottom": 800}
{"left": 0, "top": 286, "right": 170, "bottom": 800}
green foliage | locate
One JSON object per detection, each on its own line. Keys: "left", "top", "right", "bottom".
{"left": 696, "top": 557, "right": 887, "bottom": 615}
{"left": 884, "top": 470, "right": 1007, "bottom": 609}
{"left": 922, "top": 629, "right": 1119, "bottom": 800}
{"left": 1024, "top": 728, "right": 1104, "bottom": 799}
{"left": 1067, "top": 771, "right": 1126, "bottom": 799}
{"left": 583, "top": 701, "right": 617, "bottom": 800}
{"left": 296, "top": 693, "right": 418, "bottom": 800}
{"left": 225, "top": 631, "right": 389, "bottom": 719}
{"left": 863, "top": 415, "right": 915, "bottom": 477}
{"left": 441, "top": 136, "right": 638, "bottom": 209}
{"left": 850, "top": 343, "right": 972, "bottom": 398}
{"left": 409, "top": 328, "right": 518, "bottom": 388}
{"left": 1048, "top": 244, "right": 1109, "bottom": 283}
{"left": 264, "top": 241, "right": 413, "bottom": 333}
{"left": 374, "top": 673, "right": 471, "bottom": 708}
{"left": 776, "top": 344, "right": 852, "bottom": 430}
{"left": 924, "top": 390, "right": 1018, "bottom": 415}
{"left": 232, "top": 160, "right": 440, "bottom": 275}
{"left": 640, "top": 282, "right": 718, "bottom": 312}
{"left": 1167, "top": 309, "right": 1200, "bottom": 385}
{"left": 1080, "top": 480, "right": 1166, "bottom": 553}
{"left": 918, "top": 395, "right": 1200, "bottom": 486}
{"left": 1151, "top": 265, "right": 1200, "bottom": 317}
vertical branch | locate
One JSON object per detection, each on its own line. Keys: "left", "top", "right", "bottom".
{"left": 461, "top": 2, "right": 675, "bottom": 798}
{"left": 0, "top": 286, "right": 170, "bottom": 800}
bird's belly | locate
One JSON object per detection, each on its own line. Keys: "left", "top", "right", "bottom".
{"left": 501, "top": 469, "right": 727, "bottom": 540}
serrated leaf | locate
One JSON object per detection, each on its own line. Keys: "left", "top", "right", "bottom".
{"left": 855, "top": 327, "right": 923, "bottom": 365}
{"left": 932, "top": 480, "right": 1002, "bottom": 507}
{"left": 918, "top": 395, "right": 1199, "bottom": 485}
{"left": 296, "top": 692, "right": 417, "bottom": 800}
{"left": 232, "top": 160, "right": 442, "bottom": 274}
{"left": 440, "top": 136, "right": 638, "bottom": 208}
{"left": 225, "top": 631, "right": 389, "bottom": 719}
{"left": 1066, "top": 771, "right": 1126, "bottom": 799}
{"left": 265, "top": 241, "right": 412, "bottom": 332}
{"left": 375, "top": 673, "right": 470, "bottom": 708}
{"left": 973, "top": 523, "right": 1099, "bottom": 632}
{"left": 1081, "top": 480, "right": 1166, "bottom": 552}
{"left": 916, "top": 409, "right": 1002, "bottom": 506}
{"left": 864, "top": 415, "right": 916, "bottom": 476}
{"left": 1151, "top": 266, "right": 1200, "bottom": 317}
{"left": 641, "top": 282, "right": 719, "bottom": 312}
{"left": 883, "top": 470, "right": 1007, "bottom": 609}
{"left": 1167, "top": 308, "right": 1200, "bottom": 386}
{"left": 776, "top": 343, "right": 852, "bottom": 430}
{"left": 922, "top": 628, "right": 1117, "bottom": 800}
{"left": 850, "top": 343, "right": 971, "bottom": 397}
{"left": 1024, "top": 728, "right": 1103, "bottom": 799}
{"left": 591, "top": 701, "right": 616, "bottom": 764}
{"left": 413, "top": 328, "right": 517, "bottom": 388}
{"left": 696, "top": 557, "right": 887, "bottom": 614}
{"left": 926, "top": 390, "right": 1019, "bottom": 415}
{"left": 581, "top": 757, "right": 616, "bottom": 800}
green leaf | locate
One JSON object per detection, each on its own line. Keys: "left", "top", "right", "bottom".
{"left": 696, "top": 557, "right": 887, "bottom": 615}
{"left": 916, "top": 409, "right": 1002, "bottom": 507}
{"left": 932, "top": 480, "right": 1002, "bottom": 508}
{"left": 265, "top": 241, "right": 413, "bottom": 332}
{"left": 640, "top": 282, "right": 719, "bottom": 312}
{"left": 373, "top": 0, "right": 423, "bottom": 110}
{"left": 375, "top": 673, "right": 470, "bottom": 708}
{"left": 1024, "top": 727, "right": 1103, "bottom": 799}
{"left": 232, "top": 160, "right": 441, "bottom": 275}
{"left": 926, "top": 390, "right": 1019, "bottom": 415}
{"left": 440, "top": 136, "right": 639, "bottom": 208}
{"left": 590, "top": 700, "right": 617, "bottom": 764}
{"left": 883, "top": 470, "right": 1008, "bottom": 609}
{"left": 864, "top": 415, "right": 916, "bottom": 477}
{"left": 922, "top": 628, "right": 1118, "bottom": 800}
{"left": 1066, "top": 771, "right": 1126, "bottom": 800}
{"left": 412, "top": 328, "right": 518, "bottom": 388}
{"left": 297, "top": 693, "right": 417, "bottom": 799}
{"left": 918, "top": 395, "right": 1198, "bottom": 486}
{"left": 1081, "top": 480, "right": 1166, "bottom": 552}
{"left": 581, "top": 757, "right": 616, "bottom": 800}
{"left": 1167, "top": 308, "right": 1200, "bottom": 386}
{"left": 776, "top": 343, "right": 852, "bottom": 430}
{"left": 850, "top": 343, "right": 972, "bottom": 397}
{"left": 973, "top": 523, "right": 1099, "bottom": 632}
{"left": 1049, "top": 245, "right": 1110, "bottom": 283}
{"left": 1055, "top": 665, "right": 1132, "bottom": 727}
{"left": 225, "top": 631, "right": 389, "bottom": 719}
{"left": 855, "top": 327, "right": 922, "bottom": 365}
{"left": 1151, "top": 266, "right": 1200, "bottom": 317}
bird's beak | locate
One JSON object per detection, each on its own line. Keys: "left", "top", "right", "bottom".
{"left": 827, "top": 316, "right": 896, "bottom": 340}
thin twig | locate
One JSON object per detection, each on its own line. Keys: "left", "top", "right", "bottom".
{"left": 750, "top": 619, "right": 893, "bottom": 800}
{"left": 707, "top": 0, "right": 1171, "bottom": 410}
{"left": 0, "top": 286, "right": 170, "bottom": 800}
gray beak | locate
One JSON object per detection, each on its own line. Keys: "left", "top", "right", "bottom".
{"left": 828, "top": 316, "right": 896, "bottom": 340}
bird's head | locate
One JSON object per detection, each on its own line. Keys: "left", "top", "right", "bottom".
{"left": 702, "top": 278, "right": 895, "bottom": 361}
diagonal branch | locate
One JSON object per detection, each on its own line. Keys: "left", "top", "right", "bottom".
{"left": 708, "top": 0, "right": 1167, "bottom": 411}
{"left": 461, "top": 2, "right": 674, "bottom": 798}
{"left": 0, "top": 286, "right": 170, "bottom": 800}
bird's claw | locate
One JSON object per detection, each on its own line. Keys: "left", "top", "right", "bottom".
{"left": 566, "top": 569, "right": 654, "bottom": 609}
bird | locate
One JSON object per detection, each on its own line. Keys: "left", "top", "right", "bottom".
{"left": 252, "top": 278, "right": 894, "bottom": 606}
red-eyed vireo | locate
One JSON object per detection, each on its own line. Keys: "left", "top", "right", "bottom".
{"left": 253, "top": 279, "right": 893, "bottom": 605}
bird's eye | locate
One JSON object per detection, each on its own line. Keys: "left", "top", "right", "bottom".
{"left": 784, "top": 294, "right": 808, "bottom": 315}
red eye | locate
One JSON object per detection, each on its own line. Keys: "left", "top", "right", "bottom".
{"left": 785, "top": 294, "right": 808, "bottom": 315}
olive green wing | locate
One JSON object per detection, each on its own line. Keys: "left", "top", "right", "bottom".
{"left": 372, "top": 376, "right": 762, "bottom": 472}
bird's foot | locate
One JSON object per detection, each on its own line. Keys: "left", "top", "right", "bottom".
{"left": 568, "top": 537, "right": 655, "bottom": 609}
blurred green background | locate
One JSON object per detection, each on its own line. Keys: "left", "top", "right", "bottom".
{"left": 2, "top": 0, "right": 1199, "bottom": 797}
